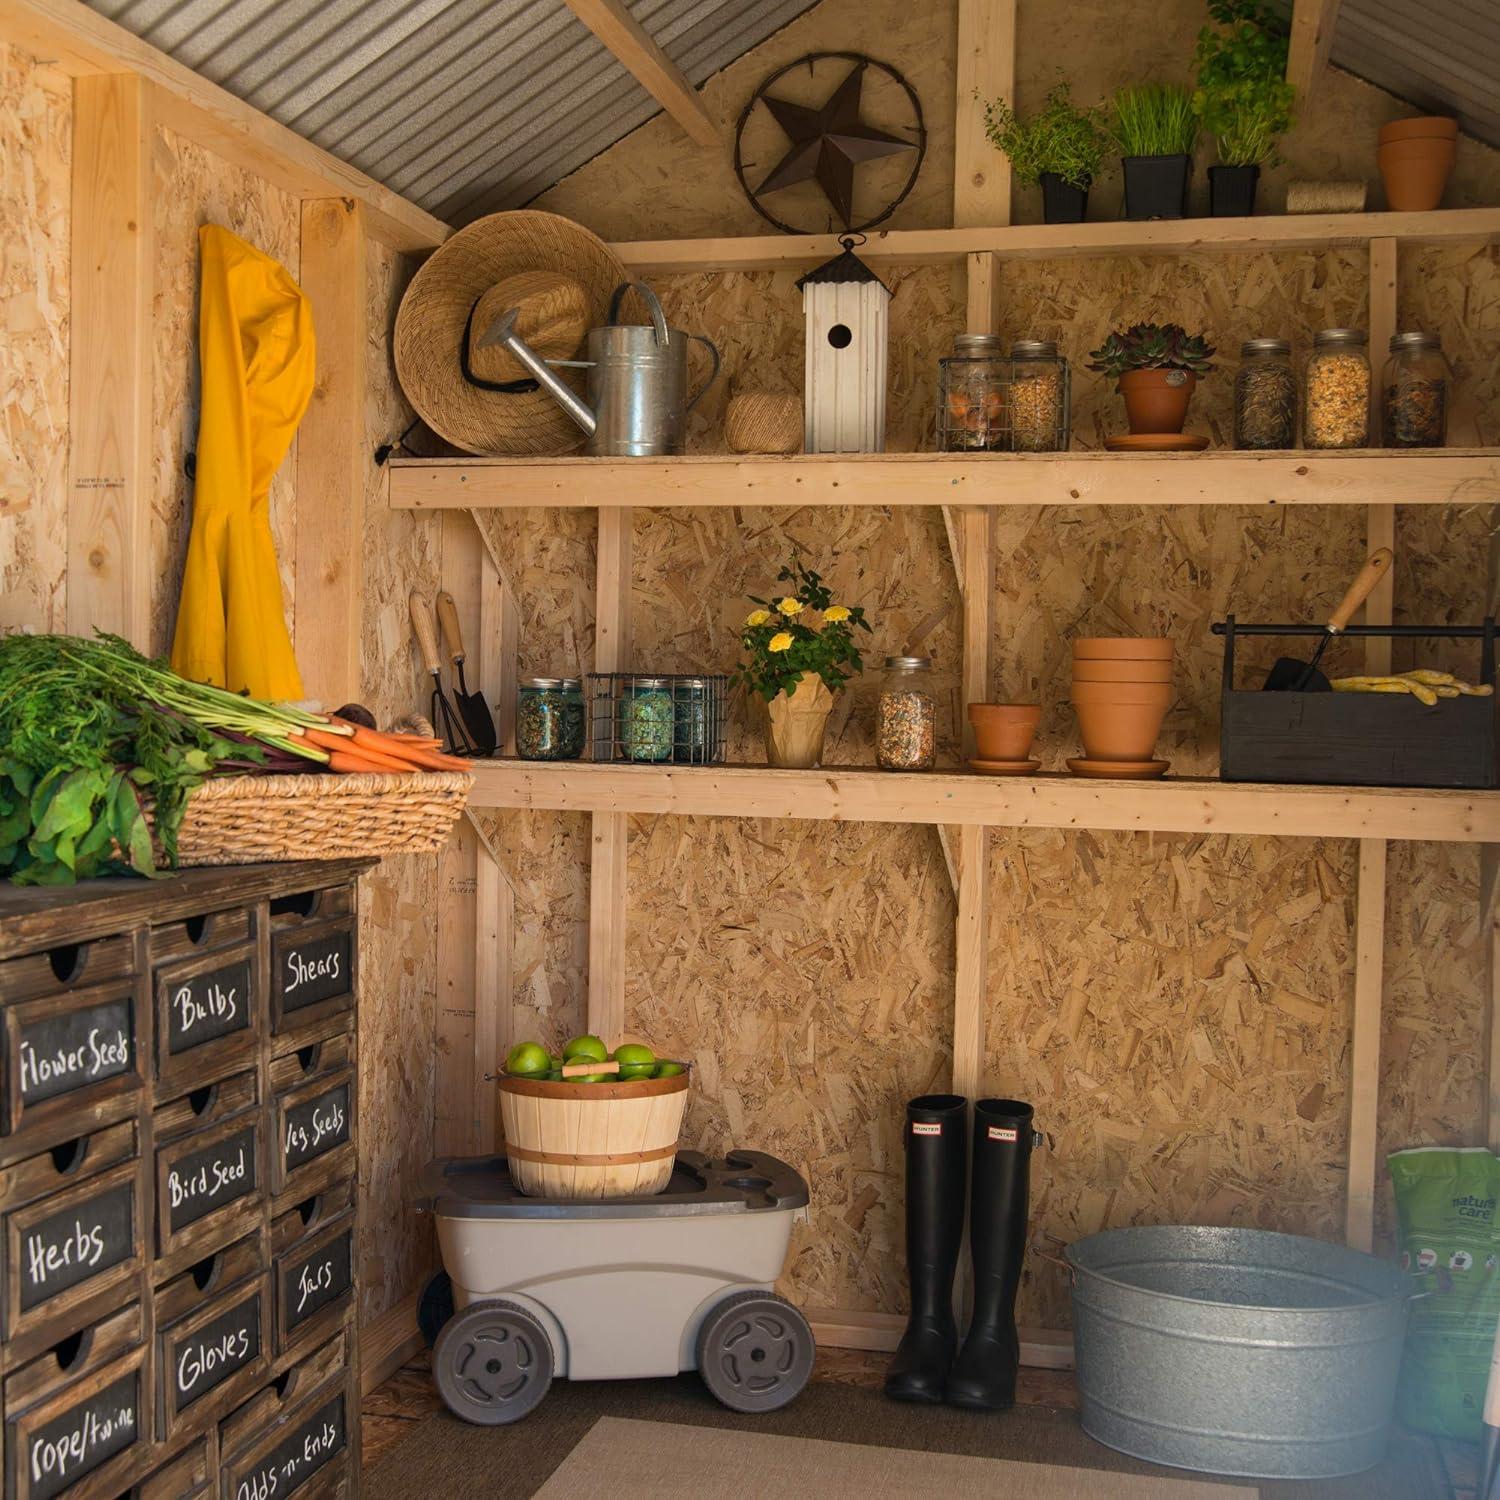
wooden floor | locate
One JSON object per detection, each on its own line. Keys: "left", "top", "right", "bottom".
{"left": 361, "top": 1347, "right": 1479, "bottom": 1496}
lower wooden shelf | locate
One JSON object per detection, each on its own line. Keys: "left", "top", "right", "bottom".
{"left": 466, "top": 760, "right": 1499, "bottom": 843}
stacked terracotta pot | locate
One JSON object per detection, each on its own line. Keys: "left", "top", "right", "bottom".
{"left": 1377, "top": 117, "right": 1456, "bottom": 212}
{"left": 1069, "top": 638, "right": 1173, "bottom": 778}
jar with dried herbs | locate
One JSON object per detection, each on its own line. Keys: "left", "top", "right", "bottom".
{"left": 516, "top": 677, "right": 585, "bottom": 760}
{"left": 937, "top": 334, "right": 1006, "bottom": 451}
{"left": 1382, "top": 332, "right": 1450, "bottom": 448}
{"left": 1303, "top": 329, "right": 1370, "bottom": 449}
{"left": 1006, "top": 340, "right": 1070, "bottom": 452}
{"left": 1233, "top": 338, "right": 1295, "bottom": 449}
{"left": 876, "top": 656, "right": 937, "bottom": 771}
{"left": 617, "top": 678, "right": 675, "bottom": 762}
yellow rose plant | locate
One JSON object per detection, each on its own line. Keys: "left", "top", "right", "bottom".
{"left": 735, "top": 557, "right": 872, "bottom": 702}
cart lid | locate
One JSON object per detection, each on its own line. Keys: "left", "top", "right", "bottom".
{"left": 416, "top": 1149, "right": 809, "bottom": 1219}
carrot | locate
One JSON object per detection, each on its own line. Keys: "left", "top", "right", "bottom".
{"left": 301, "top": 727, "right": 360, "bottom": 755}
{"left": 374, "top": 743, "right": 472, "bottom": 772}
{"left": 327, "top": 749, "right": 401, "bottom": 774}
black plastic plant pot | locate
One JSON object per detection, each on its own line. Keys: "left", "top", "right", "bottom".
{"left": 1121, "top": 154, "right": 1192, "bottom": 220}
{"left": 1040, "top": 172, "right": 1089, "bottom": 224}
{"left": 1209, "top": 164, "right": 1259, "bottom": 217}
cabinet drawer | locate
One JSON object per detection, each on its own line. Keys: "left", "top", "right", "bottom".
{"left": 4, "top": 1302, "right": 146, "bottom": 1500}
{"left": 271, "top": 1205, "right": 354, "bottom": 1360}
{"left": 269, "top": 1032, "right": 354, "bottom": 1207}
{"left": 150, "top": 906, "right": 255, "bottom": 967}
{"left": 153, "top": 942, "right": 259, "bottom": 1092}
{"left": 0, "top": 935, "right": 136, "bottom": 1006}
{"left": 157, "top": 1270, "right": 270, "bottom": 1442}
{"left": 132, "top": 1429, "right": 214, "bottom": 1499}
{"left": 268, "top": 886, "right": 355, "bottom": 1037}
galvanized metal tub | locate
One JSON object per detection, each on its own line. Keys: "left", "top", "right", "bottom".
{"left": 1065, "top": 1225, "right": 1412, "bottom": 1479}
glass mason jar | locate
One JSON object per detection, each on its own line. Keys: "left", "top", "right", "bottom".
{"left": 1006, "top": 340, "right": 1070, "bottom": 452}
{"left": 937, "top": 334, "right": 1005, "bottom": 451}
{"left": 876, "top": 656, "right": 937, "bottom": 771}
{"left": 1382, "top": 332, "right": 1450, "bottom": 448}
{"left": 1303, "top": 329, "right": 1370, "bottom": 449}
{"left": 617, "top": 677, "right": 674, "bottom": 762}
{"left": 1233, "top": 338, "right": 1296, "bottom": 449}
{"left": 672, "top": 677, "right": 713, "bottom": 764}
{"left": 516, "top": 677, "right": 585, "bottom": 760}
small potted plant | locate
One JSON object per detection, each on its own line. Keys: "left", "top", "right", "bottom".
{"left": 1110, "top": 83, "right": 1198, "bottom": 220}
{"left": 735, "top": 559, "right": 871, "bottom": 769}
{"left": 1193, "top": 0, "right": 1296, "bottom": 216}
{"left": 983, "top": 82, "right": 1109, "bottom": 224}
{"left": 1086, "top": 323, "right": 1216, "bottom": 434}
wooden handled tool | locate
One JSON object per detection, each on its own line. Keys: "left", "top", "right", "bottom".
{"left": 1263, "top": 547, "right": 1394, "bottom": 692}
{"left": 435, "top": 591, "right": 497, "bottom": 754}
{"left": 410, "top": 591, "right": 475, "bottom": 755}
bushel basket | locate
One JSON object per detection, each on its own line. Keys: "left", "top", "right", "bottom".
{"left": 499, "top": 1068, "right": 689, "bottom": 1198}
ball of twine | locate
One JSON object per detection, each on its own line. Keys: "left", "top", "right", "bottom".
{"left": 1285, "top": 180, "right": 1367, "bottom": 215}
{"left": 725, "top": 393, "right": 802, "bottom": 455}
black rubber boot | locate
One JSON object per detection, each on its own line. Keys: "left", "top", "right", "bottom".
{"left": 946, "top": 1097, "right": 1036, "bottom": 1411}
{"left": 884, "top": 1094, "right": 967, "bottom": 1404}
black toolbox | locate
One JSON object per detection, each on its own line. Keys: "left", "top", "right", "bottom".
{"left": 1215, "top": 617, "right": 1498, "bottom": 788}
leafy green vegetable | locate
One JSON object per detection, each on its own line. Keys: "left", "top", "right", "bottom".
{"left": 983, "top": 83, "right": 1109, "bottom": 192}
{"left": 1193, "top": 0, "right": 1295, "bottom": 166}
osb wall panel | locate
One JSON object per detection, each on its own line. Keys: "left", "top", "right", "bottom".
{"left": 150, "top": 126, "right": 301, "bottom": 659}
{"left": 0, "top": 43, "right": 68, "bottom": 634}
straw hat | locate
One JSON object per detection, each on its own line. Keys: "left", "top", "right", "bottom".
{"left": 394, "top": 211, "right": 627, "bottom": 456}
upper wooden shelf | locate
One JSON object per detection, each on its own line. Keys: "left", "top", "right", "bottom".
{"left": 465, "top": 759, "right": 1499, "bottom": 844}
{"left": 611, "top": 207, "right": 1500, "bottom": 273}
{"left": 388, "top": 449, "right": 1500, "bottom": 511}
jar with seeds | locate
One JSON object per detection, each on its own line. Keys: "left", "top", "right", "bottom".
{"left": 618, "top": 678, "right": 675, "bottom": 762}
{"left": 1006, "top": 340, "right": 1070, "bottom": 452}
{"left": 876, "top": 656, "right": 937, "bottom": 771}
{"left": 1233, "top": 338, "right": 1295, "bottom": 449}
{"left": 516, "top": 677, "right": 585, "bottom": 760}
{"left": 1382, "top": 332, "right": 1450, "bottom": 448}
{"left": 1303, "top": 329, "right": 1370, "bottom": 449}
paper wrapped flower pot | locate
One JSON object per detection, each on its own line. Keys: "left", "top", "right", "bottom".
{"left": 765, "top": 676, "right": 833, "bottom": 768}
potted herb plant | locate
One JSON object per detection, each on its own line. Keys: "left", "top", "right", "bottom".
{"left": 983, "top": 83, "right": 1108, "bottom": 224}
{"left": 1193, "top": 0, "right": 1295, "bottom": 216}
{"left": 736, "top": 559, "right": 871, "bottom": 769}
{"left": 1110, "top": 84, "right": 1198, "bottom": 220}
{"left": 1086, "top": 323, "right": 1216, "bottom": 434}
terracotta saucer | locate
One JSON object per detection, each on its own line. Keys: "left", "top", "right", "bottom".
{"left": 1066, "top": 757, "right": 1170, "bottom": 779}
{"left": 1104, "top": 433, "right": 1210, "bottom": 452}
{"left": 969, "top": 757, "right": 1041, "bottom": 775}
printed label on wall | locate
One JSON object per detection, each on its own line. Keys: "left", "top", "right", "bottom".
{"left": 166, "top": 1125, "right": 256, "bottom": 1232}
{"left": 172, "top": 1288, "right": 260, "bottom": 1410}
{"left": 281, "top": 1228, "right": 353, "bottom": 1331}
{"left": 272, "top": 929, "right": 351, "bottom": 1015}
{"left": 232, "top": 1392, "right": 345, "bottom": 1500}
{"left": 17, "top": 999, "right": 132, "bottom": 1105}
{"left": 18, "top": 1181, "right": 133, "bottom": 1312}
{"left": 282, "top": 1083, "right": 350, "bottom": 1173}
{"left": 166, "top": 959, "right": 252, "bottom": 1056}
{"left": 25, "top": 1371, "right": 138, "bottom": 1500}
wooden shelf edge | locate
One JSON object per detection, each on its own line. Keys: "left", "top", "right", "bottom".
{"left": 806, "top": 1306, "right": 1074, "bottom": 1369}
{"left": 388, "top": 449, "right": 1500, "bottom": 512}
{"left": 464, "top": 761, "right": 1500, "bottom": 844}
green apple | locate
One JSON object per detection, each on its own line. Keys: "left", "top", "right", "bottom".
{"left": 504, "top": 1041, "right": 551, "bottom": 1077}
{"left": 569, "top": 1072, "right": 608, "bottom": 1083}
{"left": 654, "top": 1061, "right": 685, "bottom": 1078}
{"left": 562, "top": 1033, "right": 608, "bottom": 1064}
{"left": 613, "top": 1042, "right": 656, "bottom": 1080}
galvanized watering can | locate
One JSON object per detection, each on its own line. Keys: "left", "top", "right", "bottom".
{"left": 482, "top": 281, "right": 720, "bottom": 457}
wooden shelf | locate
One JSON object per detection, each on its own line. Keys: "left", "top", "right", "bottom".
{"left": 466, "top": 760, "right": 1500, "bottom": 844}
{"left": 611, "top": 207, "right": 1500, "bottom": 274}
{"left": 389, "top": 449, "right": 1500, "bottom": 511}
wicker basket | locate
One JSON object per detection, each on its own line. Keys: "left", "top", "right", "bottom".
{"left": 171, "top": 770, "right": 473, "bottom": 866}
{"left": 498, "top": 1070, "right": 689, "bottom": 1198}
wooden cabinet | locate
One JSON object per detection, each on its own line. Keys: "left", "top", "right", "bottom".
{"left": 0, "top": 861, "right": 370, "bottom": 1499}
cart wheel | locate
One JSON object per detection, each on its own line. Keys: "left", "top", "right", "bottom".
{"left": 418, "top": 1271, "right": 454, "bottom": 1348}
{"left": 696, "top": 1291, "right": 815, "bottom": 1414}
{"left": 433, "top": 1299, "right": 553, "bottom": 1425}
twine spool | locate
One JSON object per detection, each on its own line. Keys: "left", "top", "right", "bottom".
{"left": 1285, "top": 180, "right": 1367, "bottom": 215}
{"left": 725, "top": 392, "right": 802, "bottom": 454}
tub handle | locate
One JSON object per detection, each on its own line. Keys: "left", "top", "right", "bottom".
{"left": 1034, "top": 1246, "right": 1076, "bottom": 1287}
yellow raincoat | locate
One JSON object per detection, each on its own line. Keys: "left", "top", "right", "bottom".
{"left": 170, "top": 224, "right": 314, "bottom": 699}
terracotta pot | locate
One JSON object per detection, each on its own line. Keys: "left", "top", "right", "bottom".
{"left": 969, "top": 703, "right": 1041, "bottom": 761}
{"left": 1071, "top": 636, "right": 1174, "bottom": 661}
{"left": 1074, "top": 698, "right": 1170, "bottom": 761}
{"left": 1069, "top": 681, "right": 1173, "bottom": 706}
{"left": 1378, "top": 116, "right": 1457, "bottom": 146}
{"left": 764, "top": 676, "right": 833, "bottom": 768}
{"left": 1378, "top": 139, "right": 1455, "bottom": 211}
{"left": 1071, "top": 658, "right": 1174, "bottom": 684}
{"left": 1117, "top": 369, "right": 1196, "bottom": 435}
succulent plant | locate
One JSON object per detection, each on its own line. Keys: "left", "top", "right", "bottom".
{"left": 1086, "top": 322, "right": 1216, "bottom": 378}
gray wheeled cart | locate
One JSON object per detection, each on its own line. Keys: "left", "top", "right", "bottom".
{"left": 416, "top": 1149, "right": 814, "bottom": 1424}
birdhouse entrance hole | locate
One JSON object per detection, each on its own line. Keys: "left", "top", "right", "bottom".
{"left": 826, "top": 324, "right": 853, "bottom": 349}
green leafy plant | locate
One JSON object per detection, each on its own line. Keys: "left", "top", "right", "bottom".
{"left": 982, "top": 83, "right": 1109, "bottom": 190}
{"left": 1110, "top": 84, "right": 1199, "bottom": 157}
{"left": 1193, "top": 0, "right": 1295, "bottom": 165}
{"left": 1086, "top": 323, "right": 1216, "bottom": 377}
{"left": 734, "top": 558, "right": 872, "bottom": 702}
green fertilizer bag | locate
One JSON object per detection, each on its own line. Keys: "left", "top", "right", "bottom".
{"left": 1388, "top": 1145, "right": 1500, "bottom": 1440}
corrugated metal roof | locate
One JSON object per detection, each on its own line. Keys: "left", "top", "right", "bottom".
{"left": 85, "top": 0, "right": 816, "bottom": 225}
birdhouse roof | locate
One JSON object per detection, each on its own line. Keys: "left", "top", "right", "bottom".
{"left": 797, "top": 240, "right": 891, "bottom": 296}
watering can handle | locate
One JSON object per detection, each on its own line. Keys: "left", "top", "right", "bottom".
{"left": 685, "top": 334, "right": 722, "bottom": 415}
{"left": 607, "top": 281, "right": 670, "bottom": 344}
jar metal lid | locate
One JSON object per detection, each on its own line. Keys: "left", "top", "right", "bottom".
{"left": 626, "top": 677, "right": 670, "bottom": 690}
{"left": 676, "top": 677, "right": 708, "bottom": 688}
{"left": 1011, "top": 339, "right": 1059, "bottom": 359}
{"left": 952, "top": 333, "right": 1004, "bottom": 354}
{"left": 1389, "top": 331, "right": 1441, "bottom": 351}
{"left": 520, "top": 676, "right": 579, "bottom": 690}
{"left": 1240, "top": 338, "right": 1290, "bottom": 356}
{"left": 1314, "top": 328, "right": 1366, "bottom": 346}
{"left": 884, "top": 655, "right": 932, "bottom": 669}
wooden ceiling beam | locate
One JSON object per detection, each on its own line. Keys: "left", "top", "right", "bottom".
{"left": 1286, "top": 0, "right": 1343, "bottom": 104}
{"left": 560, "top": 0, "right": 719, "bottom": 149}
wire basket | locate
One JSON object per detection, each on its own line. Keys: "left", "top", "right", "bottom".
{"left": 586, "top": 673, "right": 728, "bottom": 765}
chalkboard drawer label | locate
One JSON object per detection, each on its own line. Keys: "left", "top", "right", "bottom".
{"left": 161, "top": 1278, "right": 266, "bottom": 1431}
{"left": 276, "top": 1216, "right": 353, "bottom": 1346}
{"left": 159, "top": 1118, "right": 258, "bottom": 1239}
{"left": 282, "top": 1082, "right": 350, "bottom": 1173}
{"left": 163, "top": 956, "right": 252, "bottom": 1056}
{"left": 271, "top": 924, "right": 353, "bottom": 1022}
{"left": 228, "top": 1388, "right": 345, "bottom": 1500}
{"left": 14, "top": 1363, "right": 141, "bottom": 1500}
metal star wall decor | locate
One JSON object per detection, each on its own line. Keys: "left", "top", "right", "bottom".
{"left": 734, "top": 52, "right": 926, "bottom": 236}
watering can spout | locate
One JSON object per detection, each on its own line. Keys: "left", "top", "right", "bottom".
{"left": 478, "top": 306, "right": 597, "bottom": 436}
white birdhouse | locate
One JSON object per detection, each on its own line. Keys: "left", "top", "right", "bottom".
{"left": 797, "top": 238, "right": 890, "bottom": 453}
